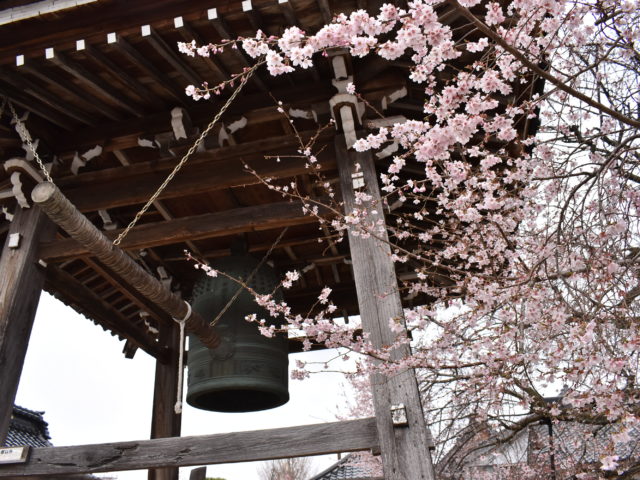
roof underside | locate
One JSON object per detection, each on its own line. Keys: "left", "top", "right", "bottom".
{"left": 0, "top": 0, "right": 538, "bottom": 360}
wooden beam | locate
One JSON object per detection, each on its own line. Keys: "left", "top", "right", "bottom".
{"left": 45, "top": 264, "right": 164, "bottom": 359}
{"left": 54, "top": 85, "right": 334, "bottom": 153}
{"left": 317, "top": 0, "right": 333, "bottom": 23}
{"left": 39, "top": 201, "right": 321, "bottom": 263}
{"left": 60, "top": 144, "right": 335, "bottom": 213}
{"left": 208, "top": 9, "right": 269, "bottom": 92}
{"left": 18, "top": 58, "right": 124, "bottom": 121}
{"left": 0, "top": 68, "right": 96, "bottom": 126}
{"left": 336, "top": 137, "right": 436, "bottom": 480}
{"left": 145, "top": 27, "right": 202, "bottom": 86}
{"left": 81, "top": 257, "right": 173, "bottom": 330}
{"left": 175, "top": 20, "right": 229, "bottom": 84}
{"left": 148, "top": 324, "right": 181, "bottom": 480}
{"left": 0, "top": 418, "right": 378, "bottom": 476}
{"left": 82, "top": 43, "right": 161, "bottom": 108}
{"left": 279, "top": 1, "right": 299, "bottom": 27}
{"left": 57, "top": 128, "right": 332, "bottom": 188}
{"left": 31, "top": 182, "right": 218, "bottom": 348}
{"left": 48, "top": 50, "right": 145, "bottom": 117}
{"left": 0, "top": 205, "right": 55, "bottom": 443}
{"left": 114, "top": 36, "right": 190, "bottom": 108}
{"left": 0, "top": 79, "right": 76, "bottom": 130}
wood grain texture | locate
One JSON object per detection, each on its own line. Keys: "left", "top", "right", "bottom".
{"left": 148, "top": 324, "right": 181, "bottom": 480}
{"left": 59, "top": 148, "right": 336, "bottom": 213}
{"left": 0, "top": 418, "right": 378, "bottom": 476}
{"left": 0, "top": 206, "right": 54, "bottom": 443}
{"left": 32, "top": 183, "right": 218, "bottom": 348}
{"left": 39, "top": 201, "right": 320, "bottom": 263}
{"left": 336, "top": 137, "right": 436, "bottom": 480}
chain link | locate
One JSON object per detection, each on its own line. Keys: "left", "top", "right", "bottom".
{"left": 7, "top": 100, "right": 54, "bottom": 183}
{"left": 113, "top": 66, "right": 257, "bottom": 246}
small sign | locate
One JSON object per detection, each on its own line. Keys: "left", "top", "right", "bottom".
{"left": 0, "top": 446, "right": 30, "bottom": 464}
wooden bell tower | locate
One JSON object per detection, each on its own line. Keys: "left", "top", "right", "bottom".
{"left": 0, "top": 0, "right": 538, "bottom": 478}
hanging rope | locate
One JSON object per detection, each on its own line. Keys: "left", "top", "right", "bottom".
{"left": 113, "top": 66, "right": 257, "bottom": 246}
{"left": 210, "top": 227, "right": 289, "bottom": 328}
{"left": 7, "top": 100, "right": 54, "bottom": 183}
{"left": 173, "top": 301, "right": 192, "bottom": 415}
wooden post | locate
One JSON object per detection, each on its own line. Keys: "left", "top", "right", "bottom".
{"left": 0, "top": 205, "right": 54, "bottom": 443}
{"left": 148, "top": 324, "right": 182, "bottom": 480}
{"left": 336, "top": 137, "right": 436, "bottom": 480}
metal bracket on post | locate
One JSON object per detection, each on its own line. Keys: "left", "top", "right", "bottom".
{"left": 391, "top": 404, "right": 408, "bottom": 427}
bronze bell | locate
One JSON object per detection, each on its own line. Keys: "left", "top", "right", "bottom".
{"left": 186, "top": 253, "right": 289, "bottom": 412}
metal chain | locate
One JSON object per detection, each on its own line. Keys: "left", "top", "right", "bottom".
{"left": 113, "top": 66, "right": 257, "bottom": 246}
{"left": 210, "top": 226, "right": 289, "bottom": 327}
{"left": 7, "top": 101, "right": 54, "bottom": 183}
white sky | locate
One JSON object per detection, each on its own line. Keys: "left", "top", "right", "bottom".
{"left": 15, "top": 293, "right": 354, "bottom": 480}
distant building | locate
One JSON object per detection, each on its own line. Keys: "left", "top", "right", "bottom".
{"left": 3, "top": 406, "right": 110, "bottom": 480}
{"left": 4, "top": 405, "right": 52, "bottom": 448}
{"left": 309, "top": 453, "right": 383, "bottom": 480}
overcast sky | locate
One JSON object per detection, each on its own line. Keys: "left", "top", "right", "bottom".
{"left": 15, "top": 293, "right": 354, "bottom": 480}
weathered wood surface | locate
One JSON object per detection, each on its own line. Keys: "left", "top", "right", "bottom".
{"left": 0, "top": 206, "right": 54, "bottom": 443}
{"left": 336, "top": 138, "right": 436, "bottom": 480}
{"left": 0, "top": 418, "right": 378, "bottom": 476}
{"left": 58, "top": 142, "right": 335, "bottom": 212}
{"left": 39, "top": 201, "right": 321, "bottom": 263}
{"left": 148, "top": 324, "right": 181, "bottom": 480}
{"left": 31, "top": 182, "right": 218, "bottom": 348}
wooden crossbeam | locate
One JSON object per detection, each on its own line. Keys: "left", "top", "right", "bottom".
{"left": 56, "top": 129, "right": 332, "bottom": 187}
{"left": 0, "top": 418, "right": 378, "bottom": 476}
{"left": 39, "top": 201, "right": 322, "bottom": 263}
{"left": 59, "top": 144, "right": 335, "bottom": 212}
{"left": 54, "top": 85, "right": 333, "bottom": 153}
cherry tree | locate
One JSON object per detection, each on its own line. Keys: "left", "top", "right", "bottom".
{"left": 181, "top": 0, "right": 640, "bottom": 477}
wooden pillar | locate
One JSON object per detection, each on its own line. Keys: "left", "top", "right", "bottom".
{"left": 148, "top": 323, "right": 182, "bottom": 480}
{"left": 0, "top": 205, "right": 54, "bottom": 443}
{"left": 336, "top": 137, "right": 436, "bottom": 480}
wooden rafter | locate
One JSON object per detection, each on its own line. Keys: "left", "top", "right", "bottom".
{"left": 17, "top": 57, "right": 124, "bottom": 121}
{"left": 39, "top": 201, "right": 324, "bottom": 262}
{"left": 48, "top": 50, "right": 145, "bottom": 117}
{"left": 45, "top": 265, "right": 164, "bottom": 359}
{"left": 113, "top": 35, "right": 189, "bottom": 107}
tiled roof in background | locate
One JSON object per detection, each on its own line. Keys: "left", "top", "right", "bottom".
{"left": 310, "top": 454, "right": 384, "bottom": 480}
{"left": 4, "top": 405, "right": 53, "bottom": 448}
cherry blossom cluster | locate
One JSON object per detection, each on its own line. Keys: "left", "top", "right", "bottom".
{"left": 183, "top": 0, "right": 640, "bottom": 476}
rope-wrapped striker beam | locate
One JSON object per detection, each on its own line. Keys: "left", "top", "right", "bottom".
{"left": 32, "top": 182, "right": 219, "bottom": 348}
